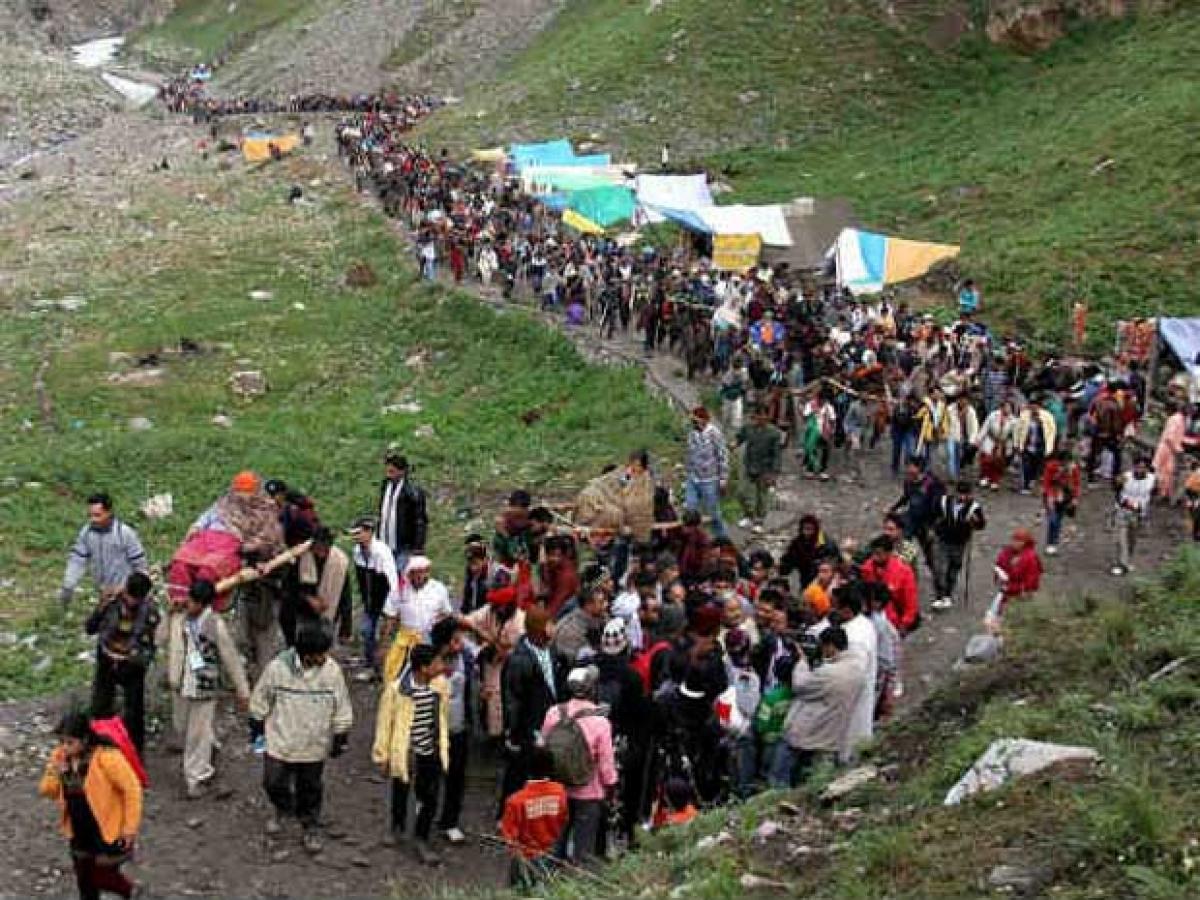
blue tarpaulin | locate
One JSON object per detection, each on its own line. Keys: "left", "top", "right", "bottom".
{"left": 643, "top": 204, "right": 713, "bottom": 234}
{"left": 510, "top": 140, "right": 574, "bottom": 170}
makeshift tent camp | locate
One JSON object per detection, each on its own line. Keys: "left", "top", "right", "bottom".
{"left": 242, "top": 134, "right": 300, "bottom": 162}
{"left": 830, "top": 227, "right": 959, "bottom": 294}
{"left": 567, "top": 185, "right": 636, "bottom": 228}
{"left": 644, "top": 203, "right": 793, "bottom": 247}
{"left": 634, "top": 174, "right": 713, "bottom": 223}
{"left": 510, "top": 139, "right": 575, "bottom": 170}
{"left": 1158, "top": 318, "right": 1200, "bottom": 378}
{"left": 763, "top": 197, "right": 858, "bottom": 270}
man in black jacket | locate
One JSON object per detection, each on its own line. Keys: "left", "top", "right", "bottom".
{"left": 377, "top": 450, "right": 429, "bottom": 573}
{"left": 86, "top": 571, "right": 159, "bottom": 752}
{"left": 931, "top": 480, "right": 986, "bottom": 610}
{"left": 499, "top": 606, "right": 565, "bottom": 814}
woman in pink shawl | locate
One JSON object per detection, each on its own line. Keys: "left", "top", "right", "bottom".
{"left": 1152, "top": 402, "right": 1187, "bottom": 501}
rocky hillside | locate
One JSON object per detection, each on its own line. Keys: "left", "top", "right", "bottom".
{"left": 131, "top": 0, "right": 566, "bottom": 96}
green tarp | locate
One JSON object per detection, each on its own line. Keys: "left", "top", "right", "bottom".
{"left": 568, "top": 185, "right": 635, "bottom": 227}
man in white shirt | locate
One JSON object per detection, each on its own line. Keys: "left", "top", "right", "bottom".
{"left": 348, "top": 517, "right": 400, "bottom": 676}
{"left": 834, "top": 586, "right": 877, "bottom": 763}
{"left": 382, "top": 556, "right": 452, "bottom": 643}
{"left": 1112, "top": 456, "right": 1157, "bottom": 576}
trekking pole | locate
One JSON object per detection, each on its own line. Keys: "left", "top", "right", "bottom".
{"left": 962, "top": 538, "right": 973, "bottom": 611}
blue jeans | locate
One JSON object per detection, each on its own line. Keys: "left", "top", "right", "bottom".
{"left": 422, "top": 258, "right": 437, "bottom": 280}
{"left": 946, "top": 439, "right": 962, "bottom": 479}
{"left": 685, "top": 477, "right": 726, "bottom": 539}
{"left": 1046, "top": 504, "right": 1063, "bottom": 546}
{"left": 361, "top": 610, "right": 381, "bottom": 669}
{"left": 891, "top": 428, "right": 916, "bottom": 475}
{"left": 732, "top": 733, "right": 759, "bottom": 798}
{"left": 765, "top": 741, "right": 795, "bottom": 789}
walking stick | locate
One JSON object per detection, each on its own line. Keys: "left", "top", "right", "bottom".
{"left": 962, "top": 538, "right": 973, "bottom": 611}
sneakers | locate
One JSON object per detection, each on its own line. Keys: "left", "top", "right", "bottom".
{"left": 302, "top": 829, "right": 324, "bottom": 855}
{"left": 979, "top": 478, "right": 990, "bottom": 488}
{"left": 1110, "top": 565, "right": 1126, "bottom": 576}
{"left": 892, "top": 680, "right": 905, "bottom": 699}
{"left": 265, "top": 816, "right": 284, "bottom": 837}
{"left": 443, "top": 827, "right": 466, "bottom": 845}
{"left": 931, "top": 597, "right": 953, "bottom": 610}
{"left": 414, "top": 842, "right": 442, "bottom": 867}
{"left": 1046, "top": 544, "right": 1059, "bottom": 556}
{"left": 737, "top": 517, "right": 753, "bottom": 529}
{"left": 752, "top": 523, "right": 764, "bottom": 535}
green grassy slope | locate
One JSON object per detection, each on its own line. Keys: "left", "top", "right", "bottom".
{"left": 722, "top": 13, "right": 1200, "bottom": 346}
{"left": 440, "top": 549, "right": 1200, "bottom": 900}
{"left": 422, "top": 0, "right": 962, "bottom": 156}
{"left": 421, "top": 2, "right": 1198, "bottom": 346}
{"left": 132, "top": 0, "right": 320, "bottom": 66}
{"left": 0, "top": 147, "right": 679, "bottom": 698}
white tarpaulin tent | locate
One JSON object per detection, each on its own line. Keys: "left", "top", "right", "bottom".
{"left": 698, "top": 204, "right": 792, "bottom": 247}
{"left": 634, "top": 174, "right": 714, "bottom": 224}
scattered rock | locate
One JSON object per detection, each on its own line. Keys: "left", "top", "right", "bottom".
{"left": 695, "top": 829, "right": 733, "bottom": 851}
{"left": 987, "top": 863, "right": 1051, "bottom": 894}
{"left": 140, "top": 494, "right": 173, "bottom": 520}
{"left": 344, "top": 261, "right": 376, "bottom": 288}
{"left": 738, "top": 90, "right": 760, "bottom": 105}
{"left": 211, "top": 414, "right": 234, "bottom": 428}
{"left": 127, "top": 417, "right": 153, "bottom": 431}
{"left": 186, "top": 817, "right": 204, "bottom": 829}
{"left": 350, "top": 856, "right": 370, "bottom": 868}
{"left": 962, "top": 633, "right": 1002, "bottom": 664}
{"left": 739, "top": 873, "right": 789, "bottom": 890}
{"left": 753, "top": 819, "right": 783, "bottom": 841}
{"left": 0, "top": 632, "right": 17, "bottom": 646}
{"left": 249, "top": 290, "right": 274, "bottom": 301}
{"left": 821, "top": 765, "right": 878, "bottom": 803}
{"left": 229, "top": 370, "right": 268, "bottom": 399}
{"left": 777, "top": 799, "right": 803, "bottom": 817}
{"left": 58, "top": 295, "right": 87, "bottom": 312}
{"left": 413, "top": 424, "right": 435, "bottom": 439}
{"left": 944, "top": 739, "right": 1100, "bottom": 806}
{"left": 271, "top": 849, "right": 290, "bottom": 863}
{"left": 107, "top": 369, "right": 164, "bottom": 387}
{"left": 381, "top": 401, "right": 423, "bottom": 415}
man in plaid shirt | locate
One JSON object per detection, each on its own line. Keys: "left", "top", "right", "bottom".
{"left": 685, "top": 406, "right": 730, "bottom": 539}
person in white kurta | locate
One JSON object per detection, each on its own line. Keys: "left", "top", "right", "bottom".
{"left": 837, "top": 591, "right": 878, "bottom": 762}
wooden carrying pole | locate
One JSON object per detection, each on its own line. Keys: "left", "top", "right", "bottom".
{"left": 215, "top": 539, "right": 313, "bottom": 594}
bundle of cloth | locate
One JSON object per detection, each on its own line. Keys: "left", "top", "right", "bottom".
{"left": 572, "top": 465, "right": 654, "bottom": 543}
{"left": 167, "top": 471, "right": 285, "bottom": 611}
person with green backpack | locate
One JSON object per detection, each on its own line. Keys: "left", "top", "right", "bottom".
{"left": 540, "top": 664, "right": 617, "bottom": 865}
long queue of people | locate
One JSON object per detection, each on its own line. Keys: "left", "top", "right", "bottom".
{"left": 36, "top": 86, "right": 1200, "bottom": 900}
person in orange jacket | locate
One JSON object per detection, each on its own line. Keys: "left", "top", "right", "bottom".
{"left": 500, "top": 746, "right": 568, "bottom": 887}
{"left": 39, "top": 711, "right": 143, "bottom": 900}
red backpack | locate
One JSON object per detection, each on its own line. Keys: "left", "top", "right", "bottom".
{"left": 91, "top": 718, "right": 149, "bottom": 788}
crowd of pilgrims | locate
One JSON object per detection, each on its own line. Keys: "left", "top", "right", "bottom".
{"left": 34, "top": 84, "right": 1200, "bottom": 900}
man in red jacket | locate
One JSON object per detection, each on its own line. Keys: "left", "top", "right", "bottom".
{"left": 859, "top": 536, "right": 919, "bottom": 635}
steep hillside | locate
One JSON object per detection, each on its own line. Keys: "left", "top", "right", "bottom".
{"left": 131, "top": 0, "right": 564, "bottom": 96}
{"left": 721, "top": 11, "right": 1200, "bottom": 345}
{"left": 422, "top": 0, "right": 967, "bottom": 157}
